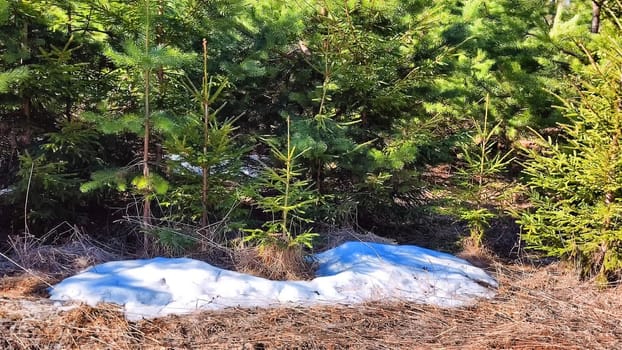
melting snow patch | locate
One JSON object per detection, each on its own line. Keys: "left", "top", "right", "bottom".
{"left": 50, "top": 242, "right": 498, "bottom": 320}
{"left": 0, "top": 187, "right": 14, "bottom": 196}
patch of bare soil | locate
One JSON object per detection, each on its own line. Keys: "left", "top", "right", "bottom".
{"left": 1, "top": 261, "right": 621, "bottom": 350}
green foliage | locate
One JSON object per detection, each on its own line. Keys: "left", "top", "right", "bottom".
{"left": 2, "top": 121, "right": 119, "bottom": 231}
{"left": 159, "top": 36, "right": 246, "bottom": 226}
{"left": 245, "top": 117, "right": 319, "bottom": 249}
{"left": 0, "top": 0, "right": 112, "bottom": 121}
{"left": 162, "top": 92, "right": 246, "bottom": 223}
{"left": 519, "top": 15, "right": 622, "bottom": 282}
{"left": 458, "top": 96, "right": 514, "bottom": 186}
{"left": 82, "top": 0, "right": 198, "bottom": 236}
{"left": 41, "top": 122, "right": 104, "bottom": 176}
{"left": 252, "top": 1, "right": 453, "bottom": 226}
{"left": 9, "top": 152, "right": 78, "bottom": 228}
{"left": 0, "top": 66, "right": 28, "bottom": 93}
{"left": 80, "top": 168, "right": 129, "bottom": 193}
{"left": 458, "top": 95, "right": 513, "bottom": 246}
{"left": 82, "top": 112, "right": 145, "bottom": 135}
{"left": 244, "top": 222, "right": 318, "bottom": 250}
{"left": 148, "top": 226, "right": 195, "bottom": 255}
{"left": 1, "top": 0, "right": 612, "bottom": 268}
{"left": 132, "top": 173, "right": 169, "bottom": 195}
{"left": 105, "top": 41, "right": 194, "bottom": 73}
{"left": 430, "top": 0, "right": 568, "bottom": 142}
{"left": 460, "top": 208, "right": 496, "bottom": 245}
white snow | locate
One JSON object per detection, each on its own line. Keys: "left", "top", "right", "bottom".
{"left": 166, "top": 153, "right": 263, "bottom": 178}
{"left": 166, "top": 154, "right": 203, "bottom": 175}
{"left": 0, "top": 187, "right": 13, "bottom": 196}
{"left": 49, "top": 242, "right": 498, "bottom": 321}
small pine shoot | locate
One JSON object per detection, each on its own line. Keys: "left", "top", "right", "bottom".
{"left": 246, "top": 116, "right": 319, "bottom": 250}
{"left": 458, "top": 94, "right": 513, "bottom": 247}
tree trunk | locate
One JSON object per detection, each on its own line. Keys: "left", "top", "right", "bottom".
{"left": 592, "top": 1, "right": 601, "bottom": 33}
{"left": 156, "top": 0, "right": 165, "bottom": 89}
{"left": 142, "top": 0, "right": 153, "bottom": 255}
{"left": 142, "top": 68, "right": 153, "bottom": 255}
{"left": 201, "top": 38, "right": 210, "bottom": 228}
{"left": 143, "top": 70, "right": 152, "bottom": 227}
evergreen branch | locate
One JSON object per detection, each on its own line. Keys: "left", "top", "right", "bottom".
{"left": 0, "top": 67, "right": 29, "bottom": 93}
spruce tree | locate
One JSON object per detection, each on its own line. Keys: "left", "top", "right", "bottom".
{"left": 0, "top": 0, "right": 118, "bottom": 233}
{"left": 161, "top": 37, "right": 245, "bottom": 230}
{"left": 519, "top": 9, "right": 622, "bottom": 283}
{"left": 430, "top": 0, "right": 566, "bottom": 142}
{"left": 0, "top": 0, "right": 28, "bottom": 94}
{"left": 81, "top": 0, "right": 193, "bottom": 252}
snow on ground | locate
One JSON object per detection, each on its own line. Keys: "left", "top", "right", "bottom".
{"left": 166, "top": 153, "right": 264, "bottom": 178}
{"left": 0, "top": 187, "right": 13, "bottom": 196}
{"left": 49, "top": 242, "right": 498, "bottom": 321}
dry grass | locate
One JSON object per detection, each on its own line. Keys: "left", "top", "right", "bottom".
{"left": 318, "top": 228, "right": 397, "bottom": 251}
{"left": 1, "top": 224, "right": 619, "bottom": 349}
{"left": 0, "top": 274, "right": 54, "bottom": 298}
{"left": 1, "top": 302, "right": 141, "bottom": 350}
{"left": 234, "top": 244, "right": 316, "bottom": 281}
{"left": 1, "top": 260, "right": 621, "bottom": 349}
{"left": 233, "top": 228, "right": 397, "bottom": 281}
{"left": 7, "top": 223, "right": 120, "bottom": 275}
{"left": 457, "top": 237, "right": 496, "bottom": 269}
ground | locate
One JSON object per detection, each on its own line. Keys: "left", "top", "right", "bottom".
{"left": 1, "top": 166, "right": 620, "bottom": 349}
{"left": 1, "top": 254, "right": 621, "bottom": 349}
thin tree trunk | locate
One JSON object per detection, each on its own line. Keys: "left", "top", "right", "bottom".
{"left": 65, "top": 6, "right": 73, "bottom": 121}
{"left": 201, "top": 38, "right": 210, "bottom": 228}
{"left": 143, "top": 69, "right": 152, "bottom": 228}
{"left": 142, "top": 0, "right": 153, "bottom": 254}
{"left": 156, "top": 0, "right": 165, "bottom": 88}
{"left": 67, "top": 6, "right": 72, "bottom": 35}
{"left": 154, "top": 0, "right": 164, "bottom": 173}
{"left": 21, "top": 20, "right": 30, "bottom": 121}
{"left": 592, "top": 1, "right": 601, "bottom": 33}
{"left": 22, "top": 97, "right": 30, "bottom": 119}
{"left": 20, "top": 20, "right": 27, "bottom": 65}
{"left": 142, "top": 68, "right": 153, "bottom": 255}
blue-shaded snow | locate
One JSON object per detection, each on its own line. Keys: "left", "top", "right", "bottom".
{"left": 50, "top": 242, "right": 498, "bottom": 320}
{"left": 315, "top": 242, "right": 497, "bottom": 287}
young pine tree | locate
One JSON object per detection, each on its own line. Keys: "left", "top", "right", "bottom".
{"left": 519, "top": 12, "right": 622, "bottom": 284}
{"left": 458, "top": 95, "right": 513, "bottom": 248}
{"left": 162, "top": 38, "right": 245, "bottom": 231}
{"left": 242, "top": 116, "right": 319, "bottom": 280}
{"left": 81, "top": 0, "right": 193, "bottom": 253}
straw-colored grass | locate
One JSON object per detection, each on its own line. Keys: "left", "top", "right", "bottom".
{"left": 6, "top": 223, "right": 120, "bottom": 274}
{"left": 1, "top": 223, "right": 618, "bottom": 349}
{"left": 232, "top": 228, "right": 397, "bottom": 281}
{"left": 1, "top": 259, "right": 621, "bottom": 349}
{"left": 234, "top": 244, "right": 316, "bottom": 281}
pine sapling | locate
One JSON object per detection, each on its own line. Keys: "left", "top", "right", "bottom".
{"left": 518, "top": 26, "right": 622, "bottom": 283}
{"left": 242, "top": 116, "right": 319, "bottom": 279}
{"left": 458, "top": 94, "right": 513, "bottom": 247}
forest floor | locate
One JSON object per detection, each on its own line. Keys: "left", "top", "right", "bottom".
{"left": 1, "top": 259, "right": 621, "bottom": 349}
{"left": 1, "top": 165, "right": 621, "bottom": 349}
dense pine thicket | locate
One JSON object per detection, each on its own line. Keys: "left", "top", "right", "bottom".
{"left": 0, "top": 0, "right": 620, "bottom": 281}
